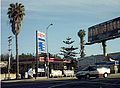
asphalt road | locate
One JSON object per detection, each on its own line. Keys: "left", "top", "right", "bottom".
{"left": 1, "top": 78, "right": 120, "bottom": 88}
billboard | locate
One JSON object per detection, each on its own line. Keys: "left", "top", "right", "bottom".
{"left": 37, "top": 31, "right": 46, "bottom": 54}
{"left": 88, "top": 17, "right": 120, "bottom": 44}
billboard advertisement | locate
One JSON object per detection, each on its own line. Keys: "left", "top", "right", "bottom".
{"left": 37, "top": 31, "right": 46, "bottom": 54}
{"left": 88, "top": 17, "right": 120, "bottom": 44}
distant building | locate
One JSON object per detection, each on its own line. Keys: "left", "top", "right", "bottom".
{"left": 77, "top": 55, "right": 105, "bottom": 70}
{"left": 1, "top": 57, "right": 74, "bottom": 79}
{"left": 77, "top": 52, "right": 120, "bottom": 73}
{"left": 11, "top": 57, "right": 73, "bottom": 77}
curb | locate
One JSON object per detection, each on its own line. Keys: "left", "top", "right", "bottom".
{"left": 1, "top": 77, "right": 76, "bottom": 83}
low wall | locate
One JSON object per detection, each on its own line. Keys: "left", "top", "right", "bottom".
{"left": 63, "top": 70, "right": 74, "bottom": 77}
{"left": 0, "top": 73, "right": 16, "bottom": 80}
{"left": 50, "top": 70, "right": 62, "bottom": 77}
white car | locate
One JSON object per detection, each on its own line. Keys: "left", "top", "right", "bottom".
{"left": 76, "top": 66, "right": 110, "bottom": 79}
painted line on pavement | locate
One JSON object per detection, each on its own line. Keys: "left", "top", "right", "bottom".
{"left": 48, "top": 80, "right": 120, "bottom": 88}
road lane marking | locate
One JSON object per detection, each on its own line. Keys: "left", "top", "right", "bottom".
{"left": 48, "top": 80, "right": 120, "bottom": 88}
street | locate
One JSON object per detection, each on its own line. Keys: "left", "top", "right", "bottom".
{"left": 1, "top": 78, "right": 120, "bottom": 88}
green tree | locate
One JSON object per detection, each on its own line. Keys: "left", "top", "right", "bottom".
{"left": 53, "top": 54, "right": 61, "bottom": 59}
{"left": 60, "top": 37, "right": 78, "bottom": 60}
{"left": 7, "top": 3, "right": 25, "bottom": 79}
{"left": 78, "top": 29, "right": 86, "bottom": 58}
{"left": 1, "top": 54, "right": 9, "bottom": 61}
{"left": 19, "top": 53, "right": 34, "bottom": 58}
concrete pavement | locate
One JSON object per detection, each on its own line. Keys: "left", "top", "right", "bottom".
{"left": 108, "top": 73, "right": 120, "bottom": 78}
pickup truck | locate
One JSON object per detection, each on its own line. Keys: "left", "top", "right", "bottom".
{"left": 76, "top": 66, "right": 110, "bottom": 79}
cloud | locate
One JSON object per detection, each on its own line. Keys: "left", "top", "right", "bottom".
{"left": 2, "top": 0, "right": 120, "bottom": 17}
{"left": 1, "top": 0, "right": 120, "bottom": 55}
{"left": 2, "top": 0, "right": 120, "bottom": 25}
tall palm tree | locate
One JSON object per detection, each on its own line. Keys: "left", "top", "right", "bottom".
{"left": 78, "top": 29, "right": 86, "bottom": 58}
{"left": 7, "top": 3, "right": 25, "bottom": 79}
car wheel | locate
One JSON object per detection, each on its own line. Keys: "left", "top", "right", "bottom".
{"left": 96, "top": 75, "right": 99, "bottom": 78}
{"left": 103, "top": 73, "right": 108, "bottom": 78}
{"left": 86, "top": 74, "right": 90, "bottom": 79}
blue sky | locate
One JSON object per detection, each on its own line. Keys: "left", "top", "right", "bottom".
{"left": 1, "top": 0, "right": 120, "bottom": 57}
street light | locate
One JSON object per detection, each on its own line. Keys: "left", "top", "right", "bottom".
{"left": 46, "top": 24, "right": 53, "bottom": 78}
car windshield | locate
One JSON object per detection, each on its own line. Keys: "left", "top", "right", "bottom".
{"left": 82, "top": 67, "right": 89, "bottom": 71}
{"left": 96, "top": 65, "right": 110, "bottom": 68}
{"left": 81, "top": 66, "right": 97, "bottom": 71}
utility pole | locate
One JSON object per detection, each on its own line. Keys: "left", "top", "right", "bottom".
{"left": 8, "top": 36, "right": 12, "bottom": 79}
{"left": 35, "top": 30, "right": 38, "bottom": 79}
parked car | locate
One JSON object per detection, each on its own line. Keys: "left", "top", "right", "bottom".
{"left": 75, "top": 66, "right": 110, "bottom": 79}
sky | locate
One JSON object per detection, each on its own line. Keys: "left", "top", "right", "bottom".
{"left": 1, "top": 0, "right": 120, "bottom": 58}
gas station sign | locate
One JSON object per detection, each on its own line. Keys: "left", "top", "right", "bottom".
{"left": 37, "top": 31, "right": 46, "bottom": 54}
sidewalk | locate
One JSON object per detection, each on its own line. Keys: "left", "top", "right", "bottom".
{"left": 1, "top": 77, "right": 46, "bottom": 83}
{"left": 1, "top": 73, "right": 120, "bottom": 83}
{"left": 1, "top": 77, "right": 76, "bottom": 83}
{"left": 108, "top": 73, "right": 120, "bottom": 78}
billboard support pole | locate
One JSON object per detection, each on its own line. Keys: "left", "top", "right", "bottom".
{"left": 35, "top": 30, "right": 38, "bottom": 79}
{"left": 102, "top": 40, "right": 107, "bottom": 57}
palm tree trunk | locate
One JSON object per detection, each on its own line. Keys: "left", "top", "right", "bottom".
{"left": 15, "top": 34, "right": 19, "bottom": 79}
{"left": 80, "top": 38, "right": 84, "bottom": 58}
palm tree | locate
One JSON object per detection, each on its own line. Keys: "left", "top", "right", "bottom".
{"left": 7, "top": 3, "right": 25, "bottom": 79}
{"left": 78, "top": 29, "right": 86, "bottom": 58}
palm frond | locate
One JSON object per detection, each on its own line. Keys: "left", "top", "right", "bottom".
{"left": 10, "top": 3, "right": 15, "bottom": 8}
{"left": 7, "top": 3, "right": 25, "bottom": 35}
